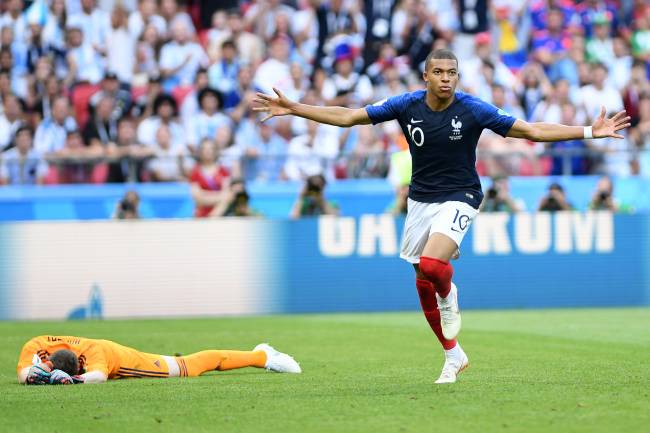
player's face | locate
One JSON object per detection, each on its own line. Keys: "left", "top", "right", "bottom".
{"left": 423, "top": 59, "right": 459, "bottom": 100}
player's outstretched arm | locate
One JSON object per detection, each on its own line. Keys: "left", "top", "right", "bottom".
{"left": 506, "top": 106, "right": 631, "bottom": 142}
{"left": 252, "top": 87, "right": 372, "bottom": 127}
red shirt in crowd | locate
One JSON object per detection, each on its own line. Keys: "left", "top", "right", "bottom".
{"left": 189, "top": 164, "right": 230, "bottom": 217}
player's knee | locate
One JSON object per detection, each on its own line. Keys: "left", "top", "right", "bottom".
{"left": 419, "top": 256, "right": 453, "bottom": 284}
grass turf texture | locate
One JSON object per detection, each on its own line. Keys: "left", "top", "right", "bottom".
{"left": 1, "top": 309, "right": 649, "bottom": 433}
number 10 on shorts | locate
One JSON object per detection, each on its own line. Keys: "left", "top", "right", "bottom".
{"left": 451, "top": 209, "right": 471, "bottom": 233}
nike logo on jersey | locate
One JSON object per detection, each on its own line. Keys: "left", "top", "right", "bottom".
{"left": 410, "top": 118, "right": 423, "bottom": 123}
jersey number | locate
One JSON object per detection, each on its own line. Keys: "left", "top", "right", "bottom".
{"left": 407, "top": 124, "right": 424, "bottom": 147}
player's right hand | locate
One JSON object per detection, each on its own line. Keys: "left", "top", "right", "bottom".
{"left": 49, "top": 369, "right": 74, "bottom": 385}
{"left": 26, "top": 364, "right": 52, "bottom": 385}
{"left": 252, "top": 87, "right": 294, "bottom": 122}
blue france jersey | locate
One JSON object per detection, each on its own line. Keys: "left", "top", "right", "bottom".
{"left": 365, "top": 90, "right": 516, "bottom": 208}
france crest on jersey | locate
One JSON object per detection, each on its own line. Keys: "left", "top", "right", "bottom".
{"left": 365, "top": 90, "right": 517, "bottom": 208}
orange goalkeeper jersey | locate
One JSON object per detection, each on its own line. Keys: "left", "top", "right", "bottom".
{"left": 17, "top": 336, "right": 169, "bottom": 379}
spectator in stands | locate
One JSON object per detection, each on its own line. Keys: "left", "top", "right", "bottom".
{"left": 346, "top": 124, "right": 389, "bottom": 179}
{"left": 624, "top": 60, "right": 650, "bottom": 126}
{"left": 588, "top": 175, "right": 620, "bottom": 212}
{"left": 211, "top": 177, "right": 257, "bottom": 217}
{"left": 132, "top": 74, "right": 162, "bottom": 119}
{"left": 88, "top": 71, "right": 132, "bottom": 121}
{"left": 0, "top": 29, "right": 28, "bottom": 98}
{"left": 0, "top": 0, "right": 28, "bottom": 44}
{"left": 34, "top": 96, "right": 77, "bottom": 155}
{"left": 481, "top": 176, "right": 524, "bottom": 212}
{"left": 179, "top": 67, "right": 210, "bottom": 125}
{"left": 189, "top": 138, "right": 230, "bottom": 218}
{"left": 41, "top": 0, "right": 68, "bottom": 77}
{"left": 207, "top": 39, "right": 239, "bottom": 98}
{"left": 136, "top": 93, "right": 185, "bottom": 151}
{"left": 491, "top": 84, "right": 525, "bottom": 121}
{"left": 284, "top": 119, "right": 342, "bottom": 181}
{"left": 610, "top": 37, "right": 633, "bottom": 92}
{"left": 531, "top": 7, "right": 572, "bottom": 78}
{"left": 128, "top": 0, "right": 166, "bottom": 40}
{"left": 460, "top": 32, "right": 519, "bottom": 97}
{"left": 114, "top": 190, "right": 141, "bottom": 219}
{"left": 212, "top": 11, "right": 264, "bottom": 67}
{"left": 106, "top": 5, "right": 135, "bottom": 87}
{"left": 30, "top": 64, "right": 61, "bottom": 120}
{"left": 64, "top": 20, "right": 105, "bottom": 86}
{"left": 520, "top": 62, "right": 552, "bottom": 120}
{"left": 159, "top": 20, "right": 207, "bottom": 91}
{"left": 55, "top": 130, "right": 93, "bottom": 184}
{"left": 225, "top": 65, "right": 257, "bottom": 119}
{"left": 239, "top": 120, "right": 287, "bottom": 182}
{"left": 70, "top": 0, "right": 111, "bottom": 53}
{"left": 185, "top": 87, "right": 231, "bottom": 150}
{"left": 631, "top": 7, "right": 650, "bottom": 61}
{"left": 538, "top": 182, "right": 573, "bottom": 212}
{"left": 134, "top": 23, "right": 161, "bottom": 79}
{"left": 83, "top": 96, "right": 118, "bottom": 151}
{"left": 253, "top": 35, "right": 293, "bottom": 97}
{"left": 0, "top": 93, "right": 25, "bottom": 152}
{"left": 585, "top": 13, "right": 615, "bottom": 65}
{"left": 548, "top": 103, "right": 589, "bottom": 176}
{"left": 159, "top": 0, "right": 195, "bottom": 39}
{"left": 0, "top": 126, "right": 47, "bottom": 185}
{"left": 146, "top": 123, "right": 192, "bottom": 182}
{"left": 290, "top": 174, "right": 338, "bottom": 218}
{"left": 105, "top": 117, "right": 153, "bottom": 183}
{"left": 322, "top": 43, "right": 373, "bottom": 108}
{"left": 631, "top": 92, "right": 650, "bottom": 175}
{"left": 579, "top": 62, "right": 624, "bottom": 122}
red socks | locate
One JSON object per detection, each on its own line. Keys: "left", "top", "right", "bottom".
{"left": 415, "top": 278, "right": 457, "bottom": 350}
{"left": 419, "top": 256, "right": 453, "bottom": 298}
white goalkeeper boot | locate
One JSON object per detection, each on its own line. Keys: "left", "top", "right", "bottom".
{"left": 436, "top": 282, "right": 461, "bottom": 340}
{"left": 435, "top": 344, "right": 469, "bottom": 384}
{"left": 254, "top": 343, "right": 302, "bottom": 374}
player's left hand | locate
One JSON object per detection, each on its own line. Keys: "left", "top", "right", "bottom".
{"left": 49, "top": 369, "right": 74, "bottom": 385}
{"left": 592, "top": 107, "right": 631, "bottom": 139}
{"left": 26, "top": 364, "right": 52, "bottom": 385}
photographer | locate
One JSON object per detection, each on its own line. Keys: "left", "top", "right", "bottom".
{"left": 290, "top": 174, "right": 338, "bottom": 218}
{"left": 480, "top": 176, "right": 524, "bottom": 213}
{"left": 588, "top": 176, "right": 619, "bottom": 212}
{"left": 538, "top": 182, "right": 573, "bottom": 212}
{"left": 114, "top": 191, "right": 141, "bottom": 220}
{"left": 211, "top": 178, "right": 257, "bottom": 217}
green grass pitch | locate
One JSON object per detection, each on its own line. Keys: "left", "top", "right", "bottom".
{"left": 1, "top": 309, "right": 649, "bottom": 433}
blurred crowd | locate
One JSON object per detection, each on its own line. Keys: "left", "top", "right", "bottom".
{"left": 0, "top": 0, "right": 649, "bottom": 216}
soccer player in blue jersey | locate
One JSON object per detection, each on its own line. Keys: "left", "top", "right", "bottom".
{"left": 253, "top": 49, "right": 631, "bottom": 384}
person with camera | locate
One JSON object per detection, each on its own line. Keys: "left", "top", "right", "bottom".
{"left": 114, "top": 190, "right": 141, "bottom": 219}
{"left": 588, "top": 175, "right": 620, "bottom": 212}
{"left": 290, "top": 174, "right": 338, "bottom": 218}
{"left": 538, "top": 182, "right": 573, "bottom": 212}
{"left": 480, "top": 176, "right": 524, "bottom": 213}
{"left": 211, "top": 178, "right": 257, "bottom": 217}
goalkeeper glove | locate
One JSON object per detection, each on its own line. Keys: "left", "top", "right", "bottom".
{"left": 26, "top": 364, "right": 52, "bottom": 385}
{"left": 49, "top": 369, "right": 74, "bottom": 385}
{"left": 71, "top": 375, "right": 85, "bottom": 384}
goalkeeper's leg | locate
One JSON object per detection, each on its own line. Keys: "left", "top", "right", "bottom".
{"left": 175, "top": 350, "right": 267, "bottom": 377}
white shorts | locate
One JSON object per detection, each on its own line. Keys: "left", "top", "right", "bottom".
{"left": 400, "top": 199, "right": 479, "bottom": 264}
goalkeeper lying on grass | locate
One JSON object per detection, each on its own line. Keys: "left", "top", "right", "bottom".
{"left": 17, "top": 335, "right": 301, "bottom": 385}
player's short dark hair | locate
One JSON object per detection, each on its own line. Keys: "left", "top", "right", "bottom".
{"left": 424, "top": 49, "right": 458, "bottom": 72}
{"left": 49, "top": 349, "right": 79, "bottom": 376}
